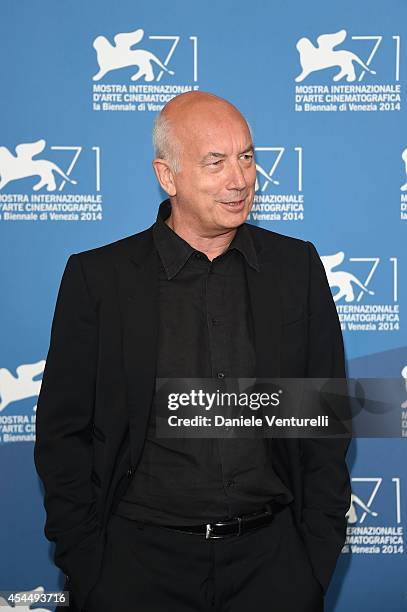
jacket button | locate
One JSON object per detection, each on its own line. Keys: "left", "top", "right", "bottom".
{"left": 127, "top": 467, "right": 134, "bottom": 478}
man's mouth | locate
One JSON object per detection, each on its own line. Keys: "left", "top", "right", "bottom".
{"left": 219, "top": 198, "right": 245, "bottom": 209}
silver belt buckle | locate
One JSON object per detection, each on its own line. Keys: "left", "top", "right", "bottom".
{"left": 205, "top": 516, "right": 243, "bottom": 539}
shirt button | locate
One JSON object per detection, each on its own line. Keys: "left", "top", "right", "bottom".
{"left": 225, "top": 480, "right": 235, "bottom": 487}
{"left": 217, "top": 372, "right": 225, "bottom": 379}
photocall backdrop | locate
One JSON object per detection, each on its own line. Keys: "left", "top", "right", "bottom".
{"left": 0, "top": 1, "right": 406, "bottom": 610}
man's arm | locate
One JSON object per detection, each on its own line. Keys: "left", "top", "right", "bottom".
{"left": 299, "top": 241, "right": 351, "bottom": 593}
{"left": 34, "top": 254, "right": 100, "bottom": 582}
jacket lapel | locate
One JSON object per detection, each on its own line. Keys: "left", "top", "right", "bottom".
{"left": 246, "top": 237, "right": 282, "bottom": 378}
{"left": 117, "top": 231, "right": 159, "bottom": 465}
{"left": 246, "top": 234, "right": 296, "bottom": 510}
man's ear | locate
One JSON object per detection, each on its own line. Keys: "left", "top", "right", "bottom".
{"left": 152, "top": 159, "right": 177, "bottom": 197}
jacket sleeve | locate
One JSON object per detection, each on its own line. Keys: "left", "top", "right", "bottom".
{"left": 299, "top": 241, "right": 351, "bottom": 593}
{"left": 34, "top": 254, "right": 101, "bottom": 584}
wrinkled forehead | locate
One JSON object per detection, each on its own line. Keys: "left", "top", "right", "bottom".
{"left": 174, "top": 107, "right": 252, "bottom": 157}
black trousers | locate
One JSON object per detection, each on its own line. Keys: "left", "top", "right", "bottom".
{"left": 83, "top": 505, "right": 324, "bottom": 612}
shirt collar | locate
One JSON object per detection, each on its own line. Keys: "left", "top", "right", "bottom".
{"left": 153, "top": 199, "right": 260, "bottom": 279}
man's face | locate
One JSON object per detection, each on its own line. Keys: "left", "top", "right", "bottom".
{"left": 170, "top": 108, "right": 256, "bottom": 235}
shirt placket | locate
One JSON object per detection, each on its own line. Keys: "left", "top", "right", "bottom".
{"left": 205, "top": 257, "right": 237, "bottom": 512}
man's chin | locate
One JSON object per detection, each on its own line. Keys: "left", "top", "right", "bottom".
{"left": 217, "top": 208, "right": 250, "bottom": 228}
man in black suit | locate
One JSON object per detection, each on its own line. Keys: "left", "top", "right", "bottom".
{"left": 34, "top": 91, "right": 351, "bottom": 612}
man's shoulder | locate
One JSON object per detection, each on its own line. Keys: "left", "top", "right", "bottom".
{"left": 63, "top": 227, "right": 155, "bottom": 302}
{"left": 73, "top": 225, "right": 154, "bottom": 267}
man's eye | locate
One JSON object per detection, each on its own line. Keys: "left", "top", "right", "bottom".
{"left": 211, "top": 160, "right": 223, "bottom": 166}
{"left": 241, "top": 154, "right": 253, "bottom": 161}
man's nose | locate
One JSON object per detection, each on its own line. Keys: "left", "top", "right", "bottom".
{"left": 225, "top": 161, "right": 247, "bottom": 191}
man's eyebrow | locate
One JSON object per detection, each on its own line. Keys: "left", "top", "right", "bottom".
{"left": 200, "top": 145, "right": 254, "bottom": 164}
{"left": 200, "top": 151, "right": 227, "bottom": 164}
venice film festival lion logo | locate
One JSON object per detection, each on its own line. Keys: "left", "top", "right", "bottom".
{"left": 255, "top": 162, "right": 280, "bottom": 192}
{"left": 253, "top": 147, "right": 304, "bottom": 193}
{"left": 92, "top": 28, "right": 175, "bottom": 82}
{"left": 321, "top": 252, "right": 375, "bottom": 303}
{"left": 345, "top": 477, "right": 402, "bottom": 528}
{"left": 346, "top": 492, "right": 379, "bottom": 524}
{"left": 0, "top": 140, "right": 76, "bottom": 192}
{"left": 295, "top": 29, "right": 376, "bottom": 82}
{"left": 0, "top": 360, "right": 45, "bottom": 413}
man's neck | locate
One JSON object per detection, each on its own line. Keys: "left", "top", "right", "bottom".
{"left": 165, "top": 214, "right": 237, "bottom": 262}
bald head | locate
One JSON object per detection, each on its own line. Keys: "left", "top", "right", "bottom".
{"left": 152, "top": 92, "right": 251, "bottom": 172}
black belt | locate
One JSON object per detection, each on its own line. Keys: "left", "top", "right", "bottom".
{"left": 162, "top": 501, "right": 288, "bottom": 539}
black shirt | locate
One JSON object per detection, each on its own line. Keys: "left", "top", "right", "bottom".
{"left": 114, "top": 200, "right": 293, "bottom": 525}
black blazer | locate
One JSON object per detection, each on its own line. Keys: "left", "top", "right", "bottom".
{"left": 34, "top": 216, "right": 351, "bottom": 611}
